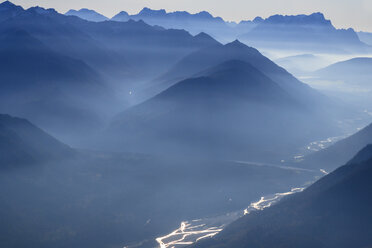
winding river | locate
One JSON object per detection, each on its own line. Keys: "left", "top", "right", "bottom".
{"left": 155, "top": 187, "right": 306, "bottom": 248}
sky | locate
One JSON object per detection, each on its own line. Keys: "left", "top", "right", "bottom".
{"left": 10, "top": 0, "right": 372, "bottom": 32}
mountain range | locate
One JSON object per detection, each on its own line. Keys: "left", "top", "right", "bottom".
{"left": 65, "top": 7, "right": 370, "bottom": 53}
{"left": 193, "top": 144, "right": 372, "bottom": 248}
{"left": 238, "top": 12, "right": 369, "bottom": 53}
{"left": 1, "top": 1, "right": 372, "bottom": 247}
{"left": 107, "top": 56, "right": 339, "bottom": 162}
{"left": 0, "top": 1, "right": 218, "bottom": 144}
{"left": 0, "top": 0, "right": 357, "bottom": 158}
{"left": 111, "top": 7, "right": 237, "bottom": 41}
{"left": 143, "top": 40, "right": 331, "bottom": 108}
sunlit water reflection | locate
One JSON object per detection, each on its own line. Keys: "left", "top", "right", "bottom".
{"left": 155, "top": 187, "right": 305, "bottom": 248}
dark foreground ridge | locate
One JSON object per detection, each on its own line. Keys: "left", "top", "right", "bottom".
{"left": 193, "top": 144, "right": 372, "bottom": 248}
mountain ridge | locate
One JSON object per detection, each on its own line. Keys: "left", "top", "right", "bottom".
{"left": 0, "top": 114, "right": 75, "bottom": 168}
{"left": 65, "top": 8, "right": 109, "bottom": 22}
{"left": 107, "top": 59, "right": 333, "bottom": 162}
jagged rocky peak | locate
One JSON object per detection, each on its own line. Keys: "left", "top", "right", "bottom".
{"left": 138, "top": 7, "right": 167, "bottom": 16}
{"left": 264, "top": 12, "right": 332, "bottom": 26}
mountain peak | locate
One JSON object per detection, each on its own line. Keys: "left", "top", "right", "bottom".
{"left": 0, "top": 0, "right": 23, "bottom": 11}
{"left": 265, "top": 12, "right": 332, "bottom": 26}
{"left": 65, "top": 9, "right": 78, "bottom": 14}
{"left": 0, "top": 0, "right": 15, "bottom": 7}
{"left": 65, "top": 8, "right": 109, "bottom": 22}
{"left": 310, "top": 12, "right": 326, "bottom": 19}
{"left": 225, "top": 39, "right": 247, "bottom": 48}
{"left": 253, "top": 16, "right": 264, "bottom": 23}
{"left": 196, "top": 10, "right": 213, "bottom": 18}
{"left": 193, "top": 32, "right": 218, "bottom": 44}
{"left": 111, "top": 11, "right": 129, "bottom": 21}
{"left": 65, "top": 8, "right": 108, "bottom": 21}
{"left": 116, "top": 10, "right": 129, "bottom": 16}
{"left": 79, "top": 8, "right": 95, "bottom": 12}
{"left": 139, "top": 7, "right": 166, "bottom": 15}
{"left": 27, "top": 6, "right": 58, "bottom": 15}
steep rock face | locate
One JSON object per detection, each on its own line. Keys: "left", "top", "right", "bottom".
{"left": 193, "top": 145, "right": 372, "bottom": 248}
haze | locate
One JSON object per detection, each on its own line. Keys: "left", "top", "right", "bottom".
{"left": 2, "top": 1, "right": 372, "bottom": 248}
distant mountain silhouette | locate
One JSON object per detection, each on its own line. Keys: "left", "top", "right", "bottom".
{"left": 0, "top": 114, "right": 74, "bottom": 168}
{"left": 111, "top": 9, "right": 369, "bottom": 51}
{"left": 112, "top": 7, "right": 234, "bottom": 41}
{"left": 193, "top": 145, "right": 372, "bottom": 248}
{"left": 314, "top": 57, "right": 372, "bottom": 86}
{"left": 358, "top": 31, "right": 372, "bottom": 46}
{"left": 107, "top": 60, "right": 335, "bottom": 162}
{"left": 301, "top": 122, "right": 372, "bottom": 171}
{"left": 65, "top": 8, "right": 109, "bottom": 22}
{"left": 239, "top": 13, "right": 369, "bottom": 53}
{"left": 112, "top": 10, "right": 129, "bottom": 21}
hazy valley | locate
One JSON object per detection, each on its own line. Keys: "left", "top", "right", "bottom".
{"left": 1, "top": 1, "right": 372, "bottom": 248}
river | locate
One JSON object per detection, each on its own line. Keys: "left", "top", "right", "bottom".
{"left": 155, "top": 187, "right": 307, "bottom": 248}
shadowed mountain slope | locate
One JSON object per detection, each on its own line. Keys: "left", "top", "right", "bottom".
{"left": 0, "top": 114, "right": 74, "bottom": 168}
{"left": 301, "top": 122, "right": 372, "bottom": 171}
{"left": 193, "top": 145, "right": 372, "bottom": 248}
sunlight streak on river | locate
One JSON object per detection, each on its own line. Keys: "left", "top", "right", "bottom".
{"left": 155, "top": 187, "right": 305, "bottom": 248}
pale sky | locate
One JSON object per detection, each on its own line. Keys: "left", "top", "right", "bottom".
{"left": 10, "top": 0, "right": 372, "bottom": 32}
